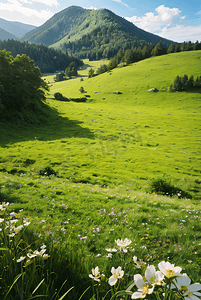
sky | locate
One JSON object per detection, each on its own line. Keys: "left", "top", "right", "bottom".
{"left": 0, "top": 0, "right": 201, "bottom": 43}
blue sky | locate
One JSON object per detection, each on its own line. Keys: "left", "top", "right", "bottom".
{"left": 0, "top": 0, "right": 201, "bottom": 42}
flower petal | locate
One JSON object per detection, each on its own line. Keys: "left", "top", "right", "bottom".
{"left": 145, "top": 265, "right": 156, "bottom": 282}
{"left": 187, "top": 283, "right": 201, "bottom": 293}
{"left": 109, "top": 276, "right": 117, "bottom": 286}
{"left": 134, "top": 274, "right": 146, "bottom": 290}
{"left": 131, "top": 291, "right": 146, "bottom": 299}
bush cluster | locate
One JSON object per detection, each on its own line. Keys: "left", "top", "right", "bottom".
{"left": 54, "top": 92, "right": 69, "bottom": 101}
{"left": 148, "top": 177, "right": 192, "bottom": 198}
{"left": 169, "top": 74, "right": 201, "bottom": 92}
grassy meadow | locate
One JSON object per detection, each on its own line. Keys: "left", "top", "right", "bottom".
{"left": 0, "top": 51, "right": 201, "bottom": 299}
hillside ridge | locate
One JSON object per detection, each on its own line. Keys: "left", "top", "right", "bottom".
{"left": 0, "top": 17, "right": 36, "bottom": 38}
{"left": 0, "top": 27, "right": 19, "bottom": 41}
{"left": 21, "top": 5, "right": 173, "bottom": 57}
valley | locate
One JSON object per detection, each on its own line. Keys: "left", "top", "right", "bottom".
{"left": 0, "top": 49, "right": 201, "bottom": 299}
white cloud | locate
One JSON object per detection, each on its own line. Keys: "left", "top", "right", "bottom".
{"left": 125, "top": 5, "right": 201, "bottom": 42}
{"left": 112, "top": 0, "right": 129, "bottom": 8}
{"left": 159, "top": 24, "right": 201, "bottom": 43}
{"left": 126, "top": 5, "right": 181, "bottom": 32}
{"left": 0, "top": 0, "right": 59, "bottom": 25}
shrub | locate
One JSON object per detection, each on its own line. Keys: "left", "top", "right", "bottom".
{"left": 79, "top": 86, "right": 85, "bottom": 93}
{"left": 39, "top": 166, "right": 57, "bottom": 176}
{"left": 54, "top": 92, "right": 69, "bottom": 101}
{"left": 149, "top": 177, "right": 176, "bottom": 196}
{"left": 148, "top": 177, "right": 192, "bottom": 198}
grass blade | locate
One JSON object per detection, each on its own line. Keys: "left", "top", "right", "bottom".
{"left": 3, "top": 273, "right": 23, "bottom": 300}
{"left": 58, "top": 286, "right": 74, "bottom": 300}
{"left": 32, "top": 278, "right": 45, "bottom": 294}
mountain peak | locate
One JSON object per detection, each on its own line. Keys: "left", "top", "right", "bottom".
{"left": 21, "top": 5, "right": 173, "bottom": 58}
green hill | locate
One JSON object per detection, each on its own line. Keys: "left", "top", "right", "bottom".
{"left": 38, "top": 50, "right": 201, "bottom": 199}
{"left": 21, "top": 6, "right": 88, "bottom": 46}
{"left": 21, "top": 6, "right": 173, "bottom": 59}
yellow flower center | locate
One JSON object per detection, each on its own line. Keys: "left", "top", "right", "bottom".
{"left": 142, "top": 284, "right": 149, "bottom": 295}
{"left": 165, "top": 269, "right": 175, "bottom": 278}
{"left": 113, "top": 272, "right": 120, "bottom": 279}
{"left": 188, "top": 292, "right": 193, "bottom": 296}
{"left": 139, "top": 262, "right": 146, "bottom": 267}
{"left": 180, "top": 285, "right": 188, "bottom": 292}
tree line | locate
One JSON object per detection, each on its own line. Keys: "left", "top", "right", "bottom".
{"left": 59, "top": 23, "right": 201, "bottom": 61}
{"left": 170, "top": 74, "right": 201, "bottom": 92}
{"left": 87, "top": 40, "right": 201, "bottom": 76}
{"left": 0, "top": 39, "right": 83, "bottom": 73}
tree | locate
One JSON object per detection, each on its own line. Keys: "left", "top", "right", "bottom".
{"left": 0, "top": 50, "right": 48, "bottom": 121}
{"left": 195, "top": 76, "right": 201, "bottom": 88}
{"left": 181, "top": 74, "right": 189, "bottom": 90}
{"left": 65, "top": 61, "right": 78, "bottom": 78}
{"left": 174, "top": 44, "right": 181, "bottom": 52}
{"left": 88, "top": 68, "right": 95, "bottom": 78}
{"left": 54, "top": 73, "right": 64, "bottom": 82}
{"left": 124, "top": 49, "right": 133, "bottom": 65}
{"left": 193, "top": 41, "right": 201, "bottom": 50}
{"left": 108, "top": 55, "right": 118, "bottom": 70}
{"left": 96, "top": 64, "right": 108, "bottom": 75}
{"left": 152, "top": 41, "right": 167, "bottom": 56}
{"left": 188, "top": 75, "right": 194, "bottom": 89}
{"left": 173, "top": 76, "right": 183, "bottom": 91}
{"left": 167, "top": 43, "right": 175, "bottom": 53}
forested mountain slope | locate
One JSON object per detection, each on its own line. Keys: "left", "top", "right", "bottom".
{"left": 21, "top": 6, "right": 173, "bottom": 59}
{"left": 0, "top": 40, "right": 83, "bottom": 73}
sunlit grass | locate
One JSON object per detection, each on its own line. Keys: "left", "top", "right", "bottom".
{"left": 0, "top": 51, "right": 201, "bottom": 299}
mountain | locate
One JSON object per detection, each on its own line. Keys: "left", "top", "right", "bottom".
{"left": 21, "top": 6, "right": 88, "bottom": 46}
{"left": 0, "top": 18, "right": 36, "bottom": 38}
{"left": 21, "top": 6, "right": 174, "bottom": 59}
{"left": 0, "top": 28, "right": 18, "bottom": 41}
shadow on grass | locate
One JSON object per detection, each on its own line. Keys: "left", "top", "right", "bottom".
{"left": 0, "top": 105, "right": 95, "bottom": 147}
{"left": 185, "top": 88, "right": 201, "bottom": 94}
{"left": 0, "top": 189, "right": 21, "bottom": 204}
{"left": 148, "top": 177, "right": 193, "bottom": 199}
{"left": 79, "top": 63, "right": 93, "bottom": 71}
